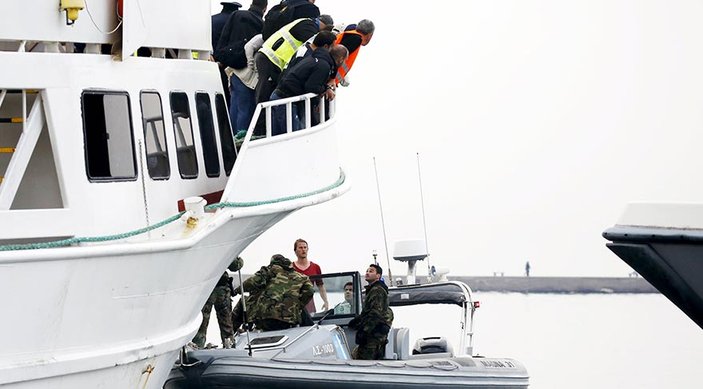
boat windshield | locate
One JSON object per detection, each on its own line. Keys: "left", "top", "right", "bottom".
{"left": 308, "top": 272, "right": 362, "bottom": 320}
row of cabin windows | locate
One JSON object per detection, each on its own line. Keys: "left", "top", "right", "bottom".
{"left": 81, "top": 90, "right": 237, "bottom": 182}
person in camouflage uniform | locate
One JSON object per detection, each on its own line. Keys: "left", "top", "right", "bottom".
{"left": 192, "top": 257, "right": 244, "bottom": 349}
{"left": 232, "top": 254, "right": 314, "bottom": 331}
{"left": 349, "top": 264, "right": 394, "bottom": 360}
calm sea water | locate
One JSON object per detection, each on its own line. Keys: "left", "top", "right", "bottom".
{"left": 206, "top": 292, "right": 703, "bottom": 388}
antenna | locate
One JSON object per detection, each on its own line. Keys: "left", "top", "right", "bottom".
{"left": 373, "top": 157, "right": 393, "bottom": 283}
{"left": 416, "top": 153, "right": 431, "bottom": 276}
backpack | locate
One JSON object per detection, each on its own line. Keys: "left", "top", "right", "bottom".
{"left": 262, "top": 2, "right": 300, "bottom": 40}
{"left": 215, "top": 39, "right": 248, "bottom": 69}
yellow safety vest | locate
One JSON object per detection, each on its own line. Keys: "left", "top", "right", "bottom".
{"left": 259, "top": 18, "right": 307, "bottom": 70}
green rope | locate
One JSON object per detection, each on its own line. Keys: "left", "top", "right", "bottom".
{"left": 206, "top": 169, "right": 346, "bottom": 210}
{"left": 0, "top": 169, "right": 345, "bottom": 252}
{"left": 0, "top": 212, "right": 185, "bottom": 251}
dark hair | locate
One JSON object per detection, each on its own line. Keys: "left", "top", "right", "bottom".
{"left": 313, "top": 31, "right": 336, "bottom": 47}
{"left": 369, "top": 263, "right": 382, "bottom": 275}
{"left": 251, "top": 0, "right": 267, "bottom": 9}
{"left": 344, "top": 281, "right": 353, "bottom": 289}
{"left": 294, "top": 238, "right": 307, "bottom": 250}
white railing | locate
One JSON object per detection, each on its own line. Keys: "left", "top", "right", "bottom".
{"left": 247, "top": 93, "right": 336, "bottom": 140}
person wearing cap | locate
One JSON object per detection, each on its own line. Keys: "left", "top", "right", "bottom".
{"left": 212, "top": 2, "right": 243, "bottom": 105}
{"left": 348, "top": 263, "right": 394, "bottom": 360}
{"left": 212, "top": 1, "right": 243, "bottom": 50}
{"left": 334, "top": 19, "right": 375, "bottom": 87}
{"left": 232, "top": 254, "right": 314, "bottom": 331}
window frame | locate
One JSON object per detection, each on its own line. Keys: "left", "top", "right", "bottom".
{"left": 194, "top": 92, "right": 221, "bottom": 178}
{"left": 80, "top": 90, "right": 138, "bottom": 183}
{"left": 169, "top": 91, "right": 199, "bottom": 179}
{"left": 139, "top": 90, "right": 171, "bottom": 180}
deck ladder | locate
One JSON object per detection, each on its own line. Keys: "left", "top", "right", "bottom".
{"left": 0, "top": 89, "right": 45, "bottom": 209}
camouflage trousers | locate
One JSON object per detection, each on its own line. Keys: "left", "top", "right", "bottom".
{"left": 352, "top": 335, "right": 388, "bottom": 360}
{"left": 192, "top": 285, "right": 233, "bottom": 348}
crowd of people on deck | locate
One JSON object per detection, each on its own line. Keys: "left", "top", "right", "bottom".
{"left": 210, "top": 0, "right": 375, "bottom": 137}
{"left": 192, "top": 237, "right": 394, "bottom": 361}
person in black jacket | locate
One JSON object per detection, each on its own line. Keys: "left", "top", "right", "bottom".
{"left": 269, "top": 44, "right": 348, "bottom": 135}
{"left": 211, "top": 2, "right": 243, "bottom": 107}
{"left": 215, "top": 0, "right": 268, "bottom": 130}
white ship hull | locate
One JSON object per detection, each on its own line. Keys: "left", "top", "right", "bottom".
{"left": 0, "top": 1, "right": 350, "bottom": 386}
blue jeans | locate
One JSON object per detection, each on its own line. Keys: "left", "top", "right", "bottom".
{"left": 229, "top": 75, "right": 256, "bottom": 135}
{"left": 270, "top": 91, "right": 301, "bottom": 136}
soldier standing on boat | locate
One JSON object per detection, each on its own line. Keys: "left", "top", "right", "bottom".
{"left": 349, "top": 264, "right": 394, "bottom": 360}
{"left": 233, "top": 254, "right": 314, "bottom": 331}
{"left": 192, "top": 257, "right": 243, "bottom": 349}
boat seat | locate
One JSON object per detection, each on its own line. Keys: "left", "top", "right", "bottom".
{"left": 384, "top": 327, "right": 410, "bottom": 360}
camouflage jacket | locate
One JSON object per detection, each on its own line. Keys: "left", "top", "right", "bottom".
{"left": 354, "top": 280, "right": 394, "bottom": 334}
{"left": 243, "top": 256, "right": 314, "bottom": 325}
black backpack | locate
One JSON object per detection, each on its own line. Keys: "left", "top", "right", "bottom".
{"left": 262, "top": 2, "right": 300, "bottom": 40}
{"left": 215, "top": 39, "right": 248, "bottom": 69}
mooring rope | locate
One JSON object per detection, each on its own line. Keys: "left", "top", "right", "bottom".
{"left": 0, "top": 169, "right": 345, "bottom": 252}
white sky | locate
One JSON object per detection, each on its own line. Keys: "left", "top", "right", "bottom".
{"left": 212, "top": 1, "right": 703, "bottom": 277}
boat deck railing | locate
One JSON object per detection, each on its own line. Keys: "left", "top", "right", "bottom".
{"left": 248, "top": 93, "right": 335, "bottom": 140}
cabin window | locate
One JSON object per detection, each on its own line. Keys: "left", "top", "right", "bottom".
{"left": 170, "top": 92, "right": 198, "bottom": 179}
{"left": 215, "top": 94, "right": 236, "bottom": 176}
{"left": 81, "top": 91, "right": 137, "bottom": 181}
{"left": 195, "top": 93, "right": 221, "bottom": 177}
{"left": 140, "top": 91, "right": 170, "bottom": 179}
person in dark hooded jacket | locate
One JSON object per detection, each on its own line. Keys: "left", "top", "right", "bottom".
{"left": 349, "top": 264, "right": 394, "bottom": 360}
{"left": 269, "top": 44, "right": 348, "bottom": 135}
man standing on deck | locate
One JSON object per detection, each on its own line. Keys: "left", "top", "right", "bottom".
{"left": 349, "top": 264, "right": 394, "bottom": 360}
{"left": 211, "top": 1, "right": 243, "bottom": 106}
{"left": 214, "top": 0, "right": 268, "bottom": 133}
{"left": 292, "top": 238, "right": 330, "bottom": 312}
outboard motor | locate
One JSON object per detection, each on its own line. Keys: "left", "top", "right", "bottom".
{"left": 412, "top": 336, "right": 453, "bottom": 355}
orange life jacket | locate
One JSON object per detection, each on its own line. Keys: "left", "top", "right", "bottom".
{"left": 334, "top": 30, "right": 362, "bottom": 85}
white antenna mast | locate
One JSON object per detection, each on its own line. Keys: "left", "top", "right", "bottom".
{"left": 373, "top": 157, "right": 393, "bottom": 282}
{"left": 416, "top": 153, "right": 431, "bottom": 276}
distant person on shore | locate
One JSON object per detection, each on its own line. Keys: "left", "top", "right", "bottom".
{"left": 525, "top": 261, "right": 531, "bottom": 277}
{"left": 349, "top": 264, "right": 394, "bottom": 360}
{"left": 333, "top": 281, "right": 354, "bottom": 315}
{"left": 292, "top": 238, "right": 329, "bottom": 312}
